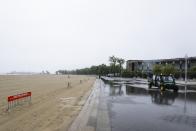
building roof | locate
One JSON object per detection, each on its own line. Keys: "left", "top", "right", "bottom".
{"left": 127, "top": 56, "right": 196, "bottom": 62}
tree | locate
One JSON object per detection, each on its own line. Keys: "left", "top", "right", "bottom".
{"left": 109, "top": 56, "right": 125, "bottom": 77}
{"left": 190, "top": 66, "right": 196, "bottom": 72}
{"left": 122, "top": 69, "right": 131, "bottom": 78}
{"left": 90, "top": 66, "right": 99, "bottom": 74}
{"left": 117, "top": 58, "right": 125, "bottom": 77}
{"left": 153, "top": 64, "right": 177, "bottom": 75}
{"left": 98, "top": 64, "right": 109, "bottom": 76}
{"left": 153, "top": 64, "right": 162, "bottom": 75}
{"left": 55, "top": 56, "right": 125, "bottom": 77}
{"left": 109, "top": 56, "right": 118, "bottom": 76}
{"left": 189, "top": 66, "right": 196, "bottom": 79}
{"left": 162, "top": 64, "right": 177, "bottom": 75}
{"left": 109, "top": 56, "right": 117, "bottom": 66}
{"left": 46, "top": 70, "right": 50, "bottom": 74}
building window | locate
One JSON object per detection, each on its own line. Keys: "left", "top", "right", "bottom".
{"left": 132, "top": 63, "right": 135, "bottom": 71}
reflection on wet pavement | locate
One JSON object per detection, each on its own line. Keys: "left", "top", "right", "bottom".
{"left": 148, "top": 90, "right": 178, "bottom": 105}
{"left": 102, "top": 80, "right": 196, "bottom": 131}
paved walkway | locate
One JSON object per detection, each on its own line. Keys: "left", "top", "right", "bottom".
{"left": 101, "top": 76, "right": 196, "bottom": 86}
{"left": 68, "top": 79, "right": 111, "bottom": 131}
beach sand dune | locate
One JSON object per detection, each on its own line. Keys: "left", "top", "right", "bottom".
{"left": 0, "top": 75, "right": 95, "bottom": 131}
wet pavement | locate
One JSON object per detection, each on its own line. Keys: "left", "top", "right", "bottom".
{"left": 69, "top": 79, "right": 196, "bottom": 131}
{"left": 102, "top": 80, "right": 196, "bottom": 131}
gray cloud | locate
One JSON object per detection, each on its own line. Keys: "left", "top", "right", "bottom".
{"left": 0, "top": 0, "right": 196, "bottom": 73}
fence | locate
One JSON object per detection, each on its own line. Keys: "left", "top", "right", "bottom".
{"left": 7, "top": 92, "right": 31, "bottom": 111}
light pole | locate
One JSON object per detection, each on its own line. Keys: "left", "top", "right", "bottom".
{"left": 184, "top": 54, "right": 188, "bottom": 114}
{"left": 185, "top": 54, "right": 188, "bottom": 88}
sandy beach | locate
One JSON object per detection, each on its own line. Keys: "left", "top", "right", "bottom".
{"left": 0, "top": 75, "right": 96, "bottom": 131}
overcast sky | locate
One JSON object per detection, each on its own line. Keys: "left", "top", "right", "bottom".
{"left": 0, "top": 0, "right": 196, "bottom": 73}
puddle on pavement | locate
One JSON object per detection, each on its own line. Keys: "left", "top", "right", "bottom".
{"left": 101, "top": 80, "right": 196, "bottom": 131}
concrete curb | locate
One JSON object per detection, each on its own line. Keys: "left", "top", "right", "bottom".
{"left": 68, "top": 79, "right": 111, "bottom": 131}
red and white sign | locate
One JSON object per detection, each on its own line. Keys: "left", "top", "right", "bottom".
{"left": 7, "top": 92, "right": 32, "bottom": 111}
{"left": 8, "top": 92, "right": 31, "bottom": 102}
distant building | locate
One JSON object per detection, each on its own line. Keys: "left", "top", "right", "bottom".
{"left": 126, "top": 57, "right": 196, "bottom": 73}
